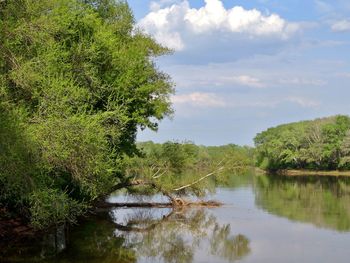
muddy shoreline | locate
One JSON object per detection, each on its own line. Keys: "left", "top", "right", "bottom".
{"left": 275, "top": 169, "right": 350, "bottom": 177}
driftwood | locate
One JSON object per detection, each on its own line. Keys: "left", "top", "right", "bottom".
{"left": 97, "top": 200, "right": 222, "bottom": 210}
{"left": 98, "top": 202, "right": 173, "bottom": 209}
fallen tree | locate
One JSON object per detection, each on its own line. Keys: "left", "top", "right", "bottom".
{"left": 97, "top": 200, "right": 223, "bottom": 210}
{"left": 97, "top": 158, "right": 246, "bottom": 209}
{"left": 104, "top": 163, "right": 225, "bottom": 205}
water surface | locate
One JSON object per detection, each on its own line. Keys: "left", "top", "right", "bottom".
{"left": 3, "top": 174, "right": 350, "bottom": 263}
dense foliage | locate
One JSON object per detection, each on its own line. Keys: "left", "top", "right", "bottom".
{"left": 254, "top": 115, "right": 350, "bottom": 171}
{"left": 124, "top": 141, "right": 254, "bottom": 198}
{"left": 0, "top": 0, "right": 173, "bottom": 228}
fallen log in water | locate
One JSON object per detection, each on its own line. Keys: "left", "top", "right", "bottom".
{"left": 98, "top": 202, "right": 173, "bottom": 208}
{"left": 97, "top": 200, "right": 223, "bottom": 209}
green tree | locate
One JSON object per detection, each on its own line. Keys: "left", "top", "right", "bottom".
{"left": 339, "top": 130, "right": 350, "bottom": 169}
{"left": 0, "top": 0, "right": 173, "bottom": 228}
{"left": 254, "top": 115, "right": 350, "bottom": 171}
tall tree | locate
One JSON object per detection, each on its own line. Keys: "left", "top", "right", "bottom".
{"left": 0, "top": 0, "right": 174, "bottom": 228}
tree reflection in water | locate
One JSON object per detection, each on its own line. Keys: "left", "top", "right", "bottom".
{"left": 0, "top": 207, "right": 250, "bottom": 263}
{"left": 255, "top": 175, "right": 350, "bottom": 231}
{"left": 211, "top": 225, "right": 250, "bottom": 262}
{"left": 111, "top": 207, "right": 251, "bottom": 263}
{"left": 55, "top": 216, "right": 137, "bottom": 263}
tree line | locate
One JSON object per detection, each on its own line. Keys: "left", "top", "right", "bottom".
{"left": 254, "top": 115, "right": 350, "bottom": 171}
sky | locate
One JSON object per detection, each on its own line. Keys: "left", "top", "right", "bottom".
{"left": 127, "top": 0, "right": 350, "bottom": 146}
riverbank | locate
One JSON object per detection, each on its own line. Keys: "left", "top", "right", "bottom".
{"left": 275, "top": 169, "right": 350, "bottom": 177}
{"left": 0, "top": 208, "right": 38, "bottom": 258}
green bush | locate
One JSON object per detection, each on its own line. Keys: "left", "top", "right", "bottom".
{"left": 0, "top": 105, "right": 37, "bottom": 209}
{"left": 29, "top": 189, "right": 85, "bottom": 229}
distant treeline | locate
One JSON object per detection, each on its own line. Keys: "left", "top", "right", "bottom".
{"left": 133, "top": 141, "right": 254, "bottom": 174}
{"left": 254, "top": 115, "right": 350, "bottom": 171}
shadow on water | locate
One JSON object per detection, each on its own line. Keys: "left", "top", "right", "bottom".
{"left": 1, "top": 225, "right": 68, "bottom": 262}
{"left": 254, "top": 174, "right": 350, "bottom": 232}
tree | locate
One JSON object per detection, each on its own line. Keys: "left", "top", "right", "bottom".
{"left": 0, "top": 0, "right": 173, "bottom": 228}
{"left": 254, "top": 115, "right": 350, "bottom": 171}
{"left": 339, "top": 130, "right": 350, "bottom": 169}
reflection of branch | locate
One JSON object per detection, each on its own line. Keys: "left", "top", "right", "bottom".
{"left": 98, "top": 202, "right": 172, "bottom": 209}
{"left": 99, "top": 200, "right": 222, "bottom": 209}
{"left": 114, "top": 208, "right": 251, "bottom": 263}
{"left": 114, "top": 209, "right": 175, "bottom": 232}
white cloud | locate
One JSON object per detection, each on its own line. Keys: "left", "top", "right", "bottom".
{"left": 160, "top": 55, "right": 334, "bottom": 92}
{"left": 171, "top": 92, "right": 320, "bottom": 110}
{"left": 278, "top": 77, "right": 327, "bottom": 86}
{"left": 139, "top": 0, "right": 300, "bottom": 51}
{"left": 139, "top": 2, "right": 188, "bottom": 50}
{"left": 150, "top": 0, "right": 181, "bottom": 11}
{"left": 286, "top": 96, "right": 320, "bottom": 108}
{"left": 171, "top": 92, "right": 226, "bottom": 107}
{"left": 221, "top": 75, "right": 265, "bottom": 88}
{"left": 336, "top": 72, "right": 350, "bottom": 78}
{"left": 314, "top": 0, "right": 333, "bottom": 13}
{"left": 331, "top": 19, "right": 350, "bottom": 32}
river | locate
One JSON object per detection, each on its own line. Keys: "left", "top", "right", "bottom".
{"left": 3, "top": 174, "right": 350, "bottom": 262}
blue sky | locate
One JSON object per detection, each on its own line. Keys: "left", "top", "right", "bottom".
{"left": 128, "top": 0, "right": 350, "bottom": 146}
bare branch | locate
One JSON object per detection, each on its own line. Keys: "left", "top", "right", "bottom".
{"left": 151, "top": 167, "right": 162, "bottom": 178}
{"left": 153, "top": 169, "right": 167, "bottom": 179}
{"left": 173, "top": 166, "right": 225, "bottom": 192}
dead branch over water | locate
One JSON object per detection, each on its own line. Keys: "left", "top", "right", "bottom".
{"left": 97, "top": 200, "right": 222, "bottom": 210}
